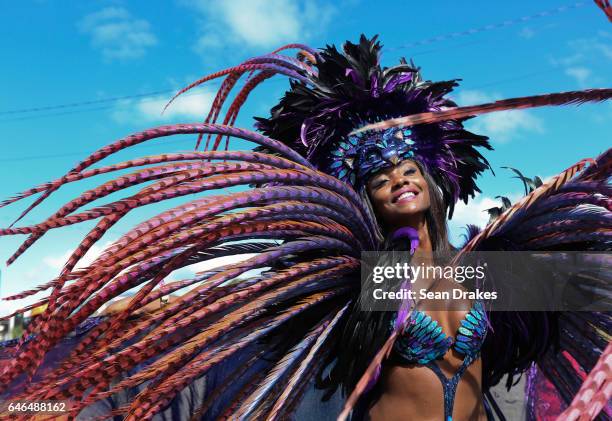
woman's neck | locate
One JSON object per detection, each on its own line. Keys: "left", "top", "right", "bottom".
{"left": 415, "top": 220, "right": 433, "bottom": 255}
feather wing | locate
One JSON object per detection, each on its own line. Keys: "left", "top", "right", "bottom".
{"left": 0, "top": 119, "right": 370, "bottom": 420}
{"left": 454, "top": 149, "right": 612, "bottom": 420}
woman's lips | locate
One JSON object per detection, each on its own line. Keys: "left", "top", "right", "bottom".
{"left": 395, "top": 191, "right": 418, "bottom": 204}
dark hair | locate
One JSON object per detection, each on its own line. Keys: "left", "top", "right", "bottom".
{"left": 316, "top": 161, "right": 456, "bottom": 400}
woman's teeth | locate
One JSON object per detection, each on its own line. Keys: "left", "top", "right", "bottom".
{"left": 397, "top": 191, "right": 417, "bottom": 202}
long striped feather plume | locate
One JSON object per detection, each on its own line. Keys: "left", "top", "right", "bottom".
{"left": 337, "top": 329, "right": 401, "bottom": 421}
{"left": 264, "top": 304, "right": 350, "bottom": 421}
{"left": 352, "top": 89, "right": 612, "bottom": 134}
{"left": 231, "top": 316, "right": 333, "bottom": 420}
{"left": 595, "top": 0, "right": 612, "bottom": 21}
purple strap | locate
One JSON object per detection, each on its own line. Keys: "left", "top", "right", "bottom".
{"left": 390, "top": 226, "right": 419, "bottom": 255}
{"left": 390, "top": 226, "right": 420, "bottom": 331}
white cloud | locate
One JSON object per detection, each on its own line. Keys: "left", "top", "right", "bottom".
{"left": 455, "top": 90, "right": 544, "bottom": 142}
{"left": 449, "top": 194, "right": 500, "bottom": 238}
{"left": 185, "top": 0, "right": 335, "bottom": 53}
{"left": 179, "top": 253, "right": 266, "bottom": 284}
{"left": 568, "top": 36, "right": 612, "bottom": 61}
{"left": 455, "top": 90, "right": 490, "bottom": 105}
{"left": 470, "top": 112, "right": 543, "bottom": 142}
{"left": 550, "top": 53, "right": 584, "bottom": 67}
{"left": 43, "top": 244, "right": 255, "bottom": 275}
{"left": 79, "top": 7, "right": 130, "bottom": 26}
{"left": 565, "top": 67, "right": 592, "bottom": 88}
{"left": 0, "top": 246, "right": 263, "bottom": 322}
{"left": 187, "top": 253, "right": 257, "bottom": 274}
{"left": 161, "top": 253, "right": 266, "bottom": 288}
{"left": 78, "top": 7, "right": 157, "bottom": 60}
{"left": 111, "top": 89, "right": 215, "bottom": 124}
{"left": 0, "top": 242, "right": 114, "bottom": 320}
{"left": 0, "top": 296, "right": 31, "bottom": 319}
{"left": 448, "top": 192, "right": 522, "bottom": 247}
{"left": 550, "top": 32, "right": 611, "bottom": 87}
{"left": 43, "top": 241, "right": 115, "bottom": 271}
{"left": 218, "top": 1, "right": 302, "bottom": 47}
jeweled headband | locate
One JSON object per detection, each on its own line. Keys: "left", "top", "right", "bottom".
{"left": 329, "top": 127, "right": 415, "bottom": 188}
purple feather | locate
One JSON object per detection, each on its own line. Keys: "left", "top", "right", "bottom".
{"left": 391, "top": 226, "right": 420, "bottom": 254}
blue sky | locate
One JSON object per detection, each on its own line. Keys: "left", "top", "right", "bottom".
{"left": 0, "top": 0, "right": 610, "bottom": 314}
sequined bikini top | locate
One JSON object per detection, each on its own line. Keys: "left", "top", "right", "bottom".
{"left": 393, "top": 300, "right": 488, "bottom": 364}
{"left": 390, "top": 300, "right": 488, "bottom": 421}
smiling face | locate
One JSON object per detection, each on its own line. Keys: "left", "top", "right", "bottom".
{"left": 366, "top": 159, "right": 431, "bottom": 230}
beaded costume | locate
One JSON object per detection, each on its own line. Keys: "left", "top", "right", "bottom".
{"left": 393, "top": 301, "right": 488, "bottom": 420}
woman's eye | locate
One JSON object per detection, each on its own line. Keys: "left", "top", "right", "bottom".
{"left": 374, "top": 179, "right": 388, "bottom": 188}
{"left": 404, "top": 169, "right": 416, "bottom": 176}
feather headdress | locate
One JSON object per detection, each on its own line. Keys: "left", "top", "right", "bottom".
{"left": 255, "top": 35, "right": 492, "bottom": 218}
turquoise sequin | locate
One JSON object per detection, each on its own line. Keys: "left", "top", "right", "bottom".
{"left": 391, "top": 301, "right": 488, "bottom": 421}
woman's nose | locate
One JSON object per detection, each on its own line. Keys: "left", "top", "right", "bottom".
{"left": 390, "top": 172, "right": 408, "bottom": 191}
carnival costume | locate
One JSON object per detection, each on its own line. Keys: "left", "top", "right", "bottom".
{"left": 0, "top": 35, "right": 611, "bottom": 421}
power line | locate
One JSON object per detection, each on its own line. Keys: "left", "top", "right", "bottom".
{"left": 0, "top": 62, "right": 564, "bottom": 125}
{"left": 0, "top": 137, "right": 207, "bottom": 163}
{"left": 0, "top": 89, "right": 176, "bottom": 116}
{"left": 469, "top": 70, "right": 554, "bottom": 90}
{"left": 0, "top": 78, "right": 289, "bottom": 120}
{"left": 386, "top": 1, "right": 586, "bottom": 51}
{"left": 0, "top": 86, "right": 222, "bottom": 122}
{"left": 0, "top": 104, "right": 117, "bottom": 123}
{"left": 0, "top": 86, "right": 256, "bottom": 123}
{"left": 0, "top": 2, "right": 586, "bottom": 120}
{"left": 0, "top": 66, "right": 569, "bottom": 163}
{"left": 0, "top": 64, "right": 562, "bottom": 128}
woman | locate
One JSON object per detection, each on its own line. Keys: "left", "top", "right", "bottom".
{"left": 0, "top": 35, "right": 610, "bottom": 421}
{"left": 354, "top": 158, "right": 487, "bottom": 420}
{"left": 365, "top": 159, "right": 485, "bottom": 420}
